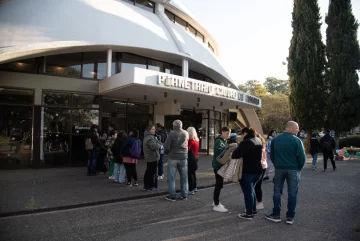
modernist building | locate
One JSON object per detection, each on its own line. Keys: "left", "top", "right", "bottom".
{"left": 0, "top": 0, "right": 262, "bottom": 169}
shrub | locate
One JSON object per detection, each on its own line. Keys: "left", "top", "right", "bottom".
{"left": 339, "top": 135, "right": 360, "bottom": 149}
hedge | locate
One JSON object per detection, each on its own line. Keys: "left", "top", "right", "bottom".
{"left": 339, "top": 135, "right": 360, "bottom": 149}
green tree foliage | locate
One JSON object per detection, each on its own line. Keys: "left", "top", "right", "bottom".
{"left": 238, "top": 80, "right": 268, "bottom": 97}
{"left": 325, "top": 0, "right": 360, "bottom": 135}
{"left": 288, "top": 0, "right": 327, "bottom": 134}
{"left": 258, "top": 94, "right": 291, "bottom": 133}
{"left": 264, "top": 77, "right": 290, "bottom": 95}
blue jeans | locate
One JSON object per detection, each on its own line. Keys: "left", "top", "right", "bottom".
{"left": 87, "top": 151, "right": 98, "bottom": 174}
{"left": 167, "top": 159, "right": 188, "bottom": 198}
{"left": 311, "top": 153, "right": 318, "bottom": 167}
{"left": 158, "top": 153, "right": 164, "bottom": 176}
{"left": 273, "top": 169, "right": 301, "bottom": 218}
{"left": 113, "top": 163, "right": 126, "bottom": 183}
{"left": 240, "top": 173, "right": 262, "bottom": 215}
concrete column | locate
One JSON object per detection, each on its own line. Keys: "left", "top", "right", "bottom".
{"left": 182, "top": 59, "right": 189, "bottom": 77}
{"left": 155, "top": 1, "right": 165, "bottom": 14}
{"left": 106, "top": 49, "right": 112, "bottom": 77}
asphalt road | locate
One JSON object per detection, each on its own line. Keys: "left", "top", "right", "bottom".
{"left": 1, "top": 159, "right": 360, "bottom": 241}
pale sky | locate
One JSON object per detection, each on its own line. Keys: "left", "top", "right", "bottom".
{"left": 179, "top": 0, "right": 360, "bottom": 85}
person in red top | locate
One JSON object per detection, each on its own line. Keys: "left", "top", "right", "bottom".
{"left": 187, "top": 127, "right": 200, "bottom": 195}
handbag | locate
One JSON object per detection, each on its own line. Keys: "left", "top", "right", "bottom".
{"left": 217, "top": 158, "right": 239, "bottom": 182}
{"left": 217, "top": 146, "right": 237, "bottom": 165}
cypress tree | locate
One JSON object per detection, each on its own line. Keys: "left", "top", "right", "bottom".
{"left": 325, "top": 0, "right": 360, "bottom": 139}
{"left": 288, "top": 0, "right": 327, "bottom": 149}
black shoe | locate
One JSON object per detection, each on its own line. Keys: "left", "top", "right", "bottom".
{"left": 263, "top": 176, "right": 269, "bottom": 181}
{"left": 265, "top": 213, "right": 281, "bottom": 223}
{"left": 324, "top": 169, "right": 327, "bottom": 172}
{"left": 244, "top": 209, "right": 258, "bottom": 216}
{"left": 333, "top": 168, "right": 337, "bottom": 171}
{"left": 165, "top": 196, "right": 176, "bottom": 202}
{"left": 238, "top": 213, "right": 253, "bottom": 220}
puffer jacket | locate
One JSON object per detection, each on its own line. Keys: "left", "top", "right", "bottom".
{"left": 143, "top": 132, "right": 161, "bottom": 162}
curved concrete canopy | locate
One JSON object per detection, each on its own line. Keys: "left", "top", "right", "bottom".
{"left": 0, "top": 0, "right": 237, "bottom": 88}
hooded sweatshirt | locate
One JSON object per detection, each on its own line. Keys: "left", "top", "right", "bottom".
{"left": 143, "top": 131, "right": 161, "bottom": 162}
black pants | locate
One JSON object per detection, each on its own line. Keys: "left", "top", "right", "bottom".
{"left": 213, "top": 169, "right": 224, "bottom": 205}
{"left": 323, "top": 151, "right": 336, "bottom": 170}
{"left": 143, "top": 161, "right": 158, "bottom": 189}
{"left": 254, "top": 169, "right": 266, "bottom": 202}
{"left": 188, "top": 170, "right": 197, "bottom": 192}
{"left": 124, "top": 163, "right": 138, "bottom": 183}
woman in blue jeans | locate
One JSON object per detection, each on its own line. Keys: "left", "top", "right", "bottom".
{"left": 232, "top": 127, "right": 263, "bottom": 220}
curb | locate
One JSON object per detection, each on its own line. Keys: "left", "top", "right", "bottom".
{"left": 0, "top": 182, "right": 233, "bottom": 218}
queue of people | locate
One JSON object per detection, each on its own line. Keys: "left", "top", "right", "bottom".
{"left": 85, "top": 119, "right": 310, "bottom": 225}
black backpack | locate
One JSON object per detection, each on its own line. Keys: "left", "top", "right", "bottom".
{"left": 323, "top": 139, "right": 333, "bottom": 152}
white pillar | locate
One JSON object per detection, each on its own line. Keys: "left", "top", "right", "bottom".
{"left": 155, "top": 1, "right": 165, "bottom": 14}
{"left": 106, "top": 49, "right": 112, "bottom": 77}
{"left": 182, "top": 59, "right": 189, "bottom": 77}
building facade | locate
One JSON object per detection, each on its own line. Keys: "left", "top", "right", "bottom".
{"left": 0, "top": 0, "right": 262, "bottom": 169}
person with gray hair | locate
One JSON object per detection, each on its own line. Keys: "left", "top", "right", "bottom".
{"left": 163, "top": 120, "right": 189, "bottom": 201}
{"left": 265, "top": 121, "right": 306, "bottom": 225}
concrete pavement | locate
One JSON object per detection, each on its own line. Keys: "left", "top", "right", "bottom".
{"left": 0, "top": 156, "right": 359, "bottom": 241}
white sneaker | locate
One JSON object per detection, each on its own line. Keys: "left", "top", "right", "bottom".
{"left": 212, "top": 201, "right": 225, "bottom": 208}
{"left": 158, "top": 175, "right": 164, "bottom": 180}
{"left": 256, "top": 202, "right": 264, "bottom": 210}
{"left": 109, "top": 176, "right": 114, "bottom": 180}
{"left": 213, "top": 204, "right": 228, "bottom": 213}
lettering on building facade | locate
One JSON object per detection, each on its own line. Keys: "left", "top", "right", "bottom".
{"left": 157, "top": 73, "right": 260, "bottom": 106}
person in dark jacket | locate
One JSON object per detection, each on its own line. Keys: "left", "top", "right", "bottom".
{"left": 112, "top": 132, "right": 126, "bottom": 183}
{"left": 232, "top": 127, "right": 263, "bottom": 220}
{"left": 310, "top": 133, "right": 321, "bottom": 170}
{"left": 143, "top": 125, "right": 161, "bottom": 191}
{"left": 86, "top": 125, "right": 105, "bottom": 176}
{"left": 320, "top": 130, "right": 336, "bottom": 172}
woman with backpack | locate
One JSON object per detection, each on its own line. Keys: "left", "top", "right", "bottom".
{"left": 121, "top": 130, "right": 141, "bottom": 186}
{"left": 143, "top": 125, "right": 161, "bottom": 191}
{"left": 112, "top": 131, "right": 126, "bottom": 183}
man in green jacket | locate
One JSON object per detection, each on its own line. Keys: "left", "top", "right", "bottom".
{"left": 265, "top": 121, "right": 306, "bottom": 225}
{"left": 212, "top": 126, "right": 230, "bottom": 212}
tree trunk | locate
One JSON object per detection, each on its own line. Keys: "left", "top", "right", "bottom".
{"left": 335, "top": 131, "right": 340, "bottom": 150}
{"left": 306, "top": 130, "right": 312, "bottom": 154}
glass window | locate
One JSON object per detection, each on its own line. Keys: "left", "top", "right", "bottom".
{"left": 189, "top": 71, "right": 204, "bottom": 81}
{"left": 0, "top": 105, "right": 33, "bottom": 169}
{"left": 46, "top": 53, "right": 81, "bottom": 78}
{"left": 122, "top": 0, "right": 135, "bottom": 5}
{"left": 189, "top": 25, "right": 196, "bottom": 36}
{"left": 164, "top": 63, "right": 172, "bottom": 74}
{"left": 0, "top": 88, "right": 34, "bottom": 105}
{"left": 208, "top": 42, "right": 215, "bottom": 52}
{"left": 135, "top": 0, "right": 155, "bottom": 12}
{"left": 175, "top": 16, "right": 187, "bottom": 28}
{"left": 205, "top": 77, "right": 216, "bottom": 84}
{"left": 172, "top": 65, "right": 182, "bottom": 76}
{"left": 165, "top": 10, "right": 175, "bottom": 22}
{"left": 82, "top": 52, "right": 108, "bottom": 80}
{"left": 121, "top": 53, "right": 147, "bottom": 72}
{"left": 43, "top": 108, "right": 71, "bottom": 165}
{"left": 196, "top": 31, "right": 204, "bottom": 42}
{"left": 215, "top": 111, "right": 221, "bottom": 120}
{"left": 0, "top": 58, "right": 36, "bottom": 73}
{"left": 72, "top": 94, "right": 99, "bottom": 108}
{"left": 43, "top": 92, "right": 71, "bottom": 107}
{"left": 148, "top": 59, "right": 163, "bottom": 72}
